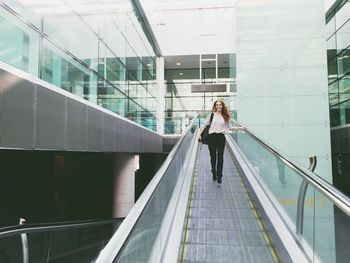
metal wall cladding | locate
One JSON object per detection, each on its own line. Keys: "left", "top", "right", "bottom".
{"left": 35, "top": 86, "right": 66, "bottom": 150}
{"left": 123, "top": 122, "right": 133, "bottom": 152}
{"left": 66, "top": 98, "right": 87, "bottom": 151}
{"left": 102, "top": 114, "right": 115, "bottom": 152}
{"left": 0, "top": 69, "right": 163, "bottom": 153}
{"left": 0, "top": 69, "right": 35, "bottom": 149}
{"left": 87, "top": 107, "right": 102, "bottom": 152}
{"left": 114, "top": 117, "right": 124, "bottom": 151}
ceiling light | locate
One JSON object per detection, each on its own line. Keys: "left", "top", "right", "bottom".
{"left": 147, "top": 64, "right": 151, "bottom": 67}
{"left": 156, "top": 23, "right": 166, "bottom": 26}
{"left": 176, "top": 62, "right": 181, "bottom": 66}
{"left": 179, "top": 72, "right": 184, "bottom": 75}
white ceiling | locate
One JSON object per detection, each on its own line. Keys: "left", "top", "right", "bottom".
{"left": 140, "top": 0, "right": 236, "bottom": 56}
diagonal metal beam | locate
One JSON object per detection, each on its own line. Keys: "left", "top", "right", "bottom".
{"left": 130, "top": 0, "right": 163, "bottom": 56}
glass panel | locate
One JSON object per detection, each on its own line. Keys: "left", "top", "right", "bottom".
{"left": 301, "top": 185, "right": 316, "bottom": 261}
{"left": 338, "top": 77, "right": 350, "bottom": 104}
{"left": 201, "top": 54, "right": 215, "bottom": 59}
{"left": 201, "top": 60, "right": 216, "bottom": 80}
{"left": 230, "top": 126, "right": 350, "bottom": 262}
{"left": 1, "top": 0, "right": 42, "bottom": 27}
{"left": 114, "top": 119, "right": 197, "bottom": 262}
{"left": 335, "top": 3, "right": 350, "bottom": 31}
{"left": 0, "top": 221, "right": 122, "bottom": 263}
{"left": 332, "top": 205, "right": 350, "bottom": 262}
{"left": 336, "top": 20, "right": 350, "bottom": 55}
{"left": 326, "top": 17, "right": 336, "bottom": 40}
{"left": 0, "top": 1, "right": 158, "bottom": 131}
{"left": 328, "top": 49, "right": 338, "bottom": 83}
{"left": 97, "top": 79, "right": 126, "bottom": 117}
{"left": 231, "top": 131, "right": 304, "bottom": 225}
{"left": 330, "top": 104, "right": 341, "bottom": 127}
{"left": 42, "top": 39, "right": 96, "bottom": 101}
{"left": 165, "top": 68, "right": 200, "bottom": 80}
{"left": 0, "top": 235, "right": 23, "bottom": 262}
{"left": 218, "top": 53, "right": 235, "bottom": 79}
{"left": 0, "top": 6, "right": 39, "bottom": 76}
{"left": 312, "top": 188, "right": 336, "bottom": 263}
{"left": 337, "top": 52, "right": 350, "bottom": 78}
{"left": 43, "top": 14, "right": 98, "bottom": 64}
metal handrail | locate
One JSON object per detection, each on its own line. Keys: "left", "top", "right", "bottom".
{"left": 0, "top": 218, "right": 124, "bottom": 238}
{"left": 236, "top": 124, "right": 350, "bottom": 217}
{"left": 96, "top": 113, "right": 199, "bottom": 263}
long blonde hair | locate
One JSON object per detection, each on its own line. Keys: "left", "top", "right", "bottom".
{"left": 212, "top": 100, "right": 230, "bottom": 123}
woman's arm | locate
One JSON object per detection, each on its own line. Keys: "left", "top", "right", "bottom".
{"left": 227, "top": 119, "right": 244, "bottom": 131}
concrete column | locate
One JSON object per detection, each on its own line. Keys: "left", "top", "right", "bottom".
{"left": 156, "top": 56, "right": 165, "bottom": 134}
{"left": 113, "top": 153, "right": 136, "bottom": 218}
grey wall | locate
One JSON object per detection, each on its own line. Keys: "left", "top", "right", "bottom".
{"left": 0, "top": 68, "right": 162, "bottom": 153}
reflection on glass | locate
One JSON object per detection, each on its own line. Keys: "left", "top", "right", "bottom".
{"left": 0, "top": 2, "right": 158, "bottom": 131}
{"left": 42, "top": 39, "right": 95, "bottom": 100}
{"left": 0, "top": 9, "right": 39, "bottom": 76}
{"left": 230, "top": 129, "right": 350, "bottom": 262}
{"left": 326, "top": 2, "right": 350, "bottom": 128}
{"left": 114, "top": 120, "right": 196, "bottom": 262}
{"left": 0, "top": 221, "right": 122, "bottom": 263}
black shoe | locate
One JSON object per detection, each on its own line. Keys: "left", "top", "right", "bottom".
{"left": 211, "top": 170, "right": 217, "bottom": 181}
{"left": 217, "top": 176, "right": 222, "bottom": 184}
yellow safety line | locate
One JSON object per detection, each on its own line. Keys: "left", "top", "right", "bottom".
{"left": 232, "top": 159, "right": 281, "bottom": 263}
{"left": 178, "top": 146, "right": 200, "bottom": 263}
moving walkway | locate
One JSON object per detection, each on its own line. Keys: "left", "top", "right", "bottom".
{"left": 1, "top": 114, "right": 350, "bottom": 262}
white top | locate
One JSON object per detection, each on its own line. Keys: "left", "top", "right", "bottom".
{"left": 204, "top": 112, "right": 230, "bottom": 134}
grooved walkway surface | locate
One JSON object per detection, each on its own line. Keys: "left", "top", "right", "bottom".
{"left": 180, "top": 144, "right": 276, "bottom": 263}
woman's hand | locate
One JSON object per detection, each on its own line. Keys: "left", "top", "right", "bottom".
{"left": 229, "top": 126, "right": 244, "bottom": 132}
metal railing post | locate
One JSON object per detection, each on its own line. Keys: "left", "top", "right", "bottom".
{"left": 19, "top": 218, "right": 28, "bottom": 263}
{"left": 296, "top": 156, "right": 317, "bottom": 235}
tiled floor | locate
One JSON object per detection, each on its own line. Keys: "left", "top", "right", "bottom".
{"left": 180, "top": 145, "right": 276, "bottom": 263}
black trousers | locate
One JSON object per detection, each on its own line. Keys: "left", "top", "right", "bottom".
{"left": 208, "top": 133, "right": 225, "bottom": 177}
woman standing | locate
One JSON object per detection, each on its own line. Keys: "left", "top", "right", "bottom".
{"left": 202, "top": 100, "right": 231, "bottom": 184}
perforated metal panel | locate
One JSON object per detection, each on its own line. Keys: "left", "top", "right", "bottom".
{"left": 123, "top": 122, "right": 132, "bottom": 152}
{"left": 136, "top": 127, "right": 143, "bottom": 152}
{"left": 114, "top": 118, "right": 124, "bottom": 152}
{"left": 66, "top": 98, "right": 87, "bottom": 151}
{"left": 35, "top": 86, "right": 66, "bottom": 150}
{"left": 145, "top": 131, "right": 153, "bottom": 152}
{"left": 0, "top": 69, "right": 35, "bottom": 148}
{"left": 87, "top": 107, "right": 102, "bottom": 152}
{"left": 0, "top": 68, "right": 163, "bottom": 152}
{"left": 102, "top": 114, "right": 114, "bottom": 152}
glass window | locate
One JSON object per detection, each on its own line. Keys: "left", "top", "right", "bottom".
{"left": 335, "top": 3, "right": 350, "bottom": 31}
{"left": 97, "top": 79, "right": 126, "bottom": 117}
{"left": 42, "top": 39, "right": 96, "bottom": 101}
{"left": 328, "top": 56, "right": 338, "bottom": 83}
{"left": 336, "top": 19, "right": 350, "bottom": 54}
{"left": 1, "top": 0, "right": 42, "bottom": 27}
{"left": 337, "top": 51, "right": 350, "bottom": 77}
{"left": 326, "top": 17, "right": 336, "bottom": 40}
{"left": 43, "top": 14, "right": 98, "bottom": 66}
{"left": 0, "top": 8, "right": 39, "bottom": 76}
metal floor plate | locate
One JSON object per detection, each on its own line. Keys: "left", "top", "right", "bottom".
{"left": 180, "top": 144, "right": 276, "bottom": 263}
